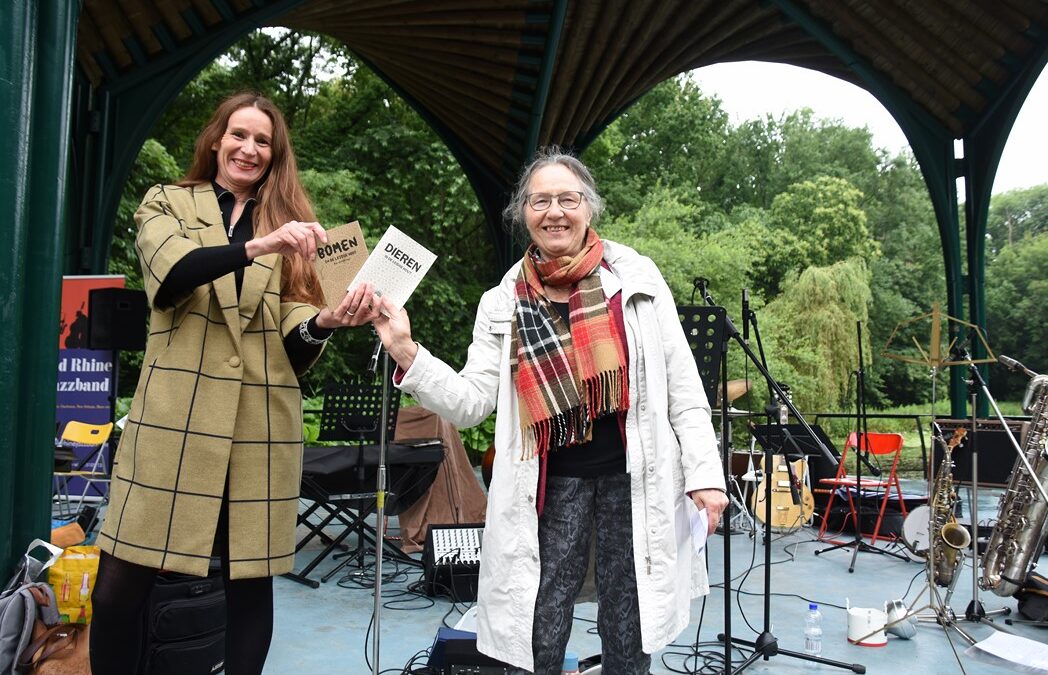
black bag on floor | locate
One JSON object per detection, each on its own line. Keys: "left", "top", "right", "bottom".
{"left": 1016, "top": 571, "right": 1048, "bottom": 623}
{"left": 139, "top": 561, "right": 226, "bottom": 674}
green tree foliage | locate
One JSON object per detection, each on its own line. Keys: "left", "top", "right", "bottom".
{"left": 864, "top": 155, "right": 946, "bottom": 406}
{"left": 986, "top": 232, "right": 1048, "bottom": 399}
{"left": 585, "top": 79, "right": 941, "bottom": 409}
{"left": 714, "top": 109, "right": 883, "bottom": 211}
{"left": 598, "top": 185, "right": 757, "bottom": 301}
{"left": 986, "top": 184, "right": 1048, "bottom": 254}
{"left": 585, "top": 76, "right": 732, "bottom": 222}
{"left": 769, "top": 176, "right": 877, "bottom": 268}
{"left": 759, "top": 259, "right": 873, "bottom": 412}
{"left": 152, "top": 30, "right": 347, "bottom": 168}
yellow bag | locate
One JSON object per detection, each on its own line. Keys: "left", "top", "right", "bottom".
{"left": 47, "top": 546, "right": 100, "bottom": 625}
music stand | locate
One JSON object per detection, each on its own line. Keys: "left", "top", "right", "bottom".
{"left": 682, "top": 286, "right": 859, "bottom": 674}
{"left": 751, "top": 424, "right": 837, "bottom": 462}
{"left": 679, "top": 304, "right": 727, "bottom": 406}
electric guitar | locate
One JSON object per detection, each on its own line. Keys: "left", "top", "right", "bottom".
{"left": 751, "top": 453, "right": 815, "bottom": 532}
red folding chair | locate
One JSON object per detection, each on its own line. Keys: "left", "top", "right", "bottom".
{"left": 816, "top": 432, "right": 907, "bottom": 545}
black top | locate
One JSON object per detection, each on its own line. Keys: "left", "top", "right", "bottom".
{"left": 153, "top": 182, "right": 332, "bottom": 371}
{"left": 545, "top": 300, "right": 626, "bottom": 478}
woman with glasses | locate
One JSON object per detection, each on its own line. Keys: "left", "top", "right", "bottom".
{"left": 371, "top": 147, "right": 726, "bottom": 674}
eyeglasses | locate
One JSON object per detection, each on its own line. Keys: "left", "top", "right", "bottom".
{"left": 526, "top": 191, "right": 583, "bottom": 211}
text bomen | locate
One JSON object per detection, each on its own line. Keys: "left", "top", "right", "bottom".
{"left": 316, "top": 237, "right": 359, "bottom": 260}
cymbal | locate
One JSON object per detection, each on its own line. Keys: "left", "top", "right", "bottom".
{"left": 725, "top": 377, "right": 750, "bottom": 402}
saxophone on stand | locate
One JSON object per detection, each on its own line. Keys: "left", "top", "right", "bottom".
{"left": 980, "top": 370, "right": 1048, "bottom": 597}
{"left": 930, "top": 428, "right": 971, "bottom": 588}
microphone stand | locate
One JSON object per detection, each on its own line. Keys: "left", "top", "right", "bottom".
{"left": 370, "top": 339, "right": 391, "bottom": 675}
{"left": 815, "top": 323, "right": 908, "bottom": 568}
{"left": 961, "top": 351, "right": 1046, "bottom": 628}
{"left": 700, "top": 284, "right": 863, "bottom": 674}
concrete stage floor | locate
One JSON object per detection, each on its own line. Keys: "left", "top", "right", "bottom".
{"left": 266, "top": 483, "right": 1048, "bottom": 674}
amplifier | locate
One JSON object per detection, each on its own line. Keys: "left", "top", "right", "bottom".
{"left": 423, "top": 524, "right": 484, "bottom": 602}
{"left": 934, "top": 418, "right": 1026, "bottom": 487}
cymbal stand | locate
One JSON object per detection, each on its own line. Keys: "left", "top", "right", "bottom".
{"left": 699, "top": 285, "right": 862, "bottom": 675}
{"left": 724, "top": 458, "right": 757, "bottom": 536}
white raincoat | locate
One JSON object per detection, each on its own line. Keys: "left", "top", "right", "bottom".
{"left": 396, "top": 240, "right": 724, "bottom": 671}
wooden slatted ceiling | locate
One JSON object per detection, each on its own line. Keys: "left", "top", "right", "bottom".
{"left": 76, "top": 0, "right": 1047, "bottom": 180}
{"left": 283, "top": 0, "right": 543, "bottom": 182}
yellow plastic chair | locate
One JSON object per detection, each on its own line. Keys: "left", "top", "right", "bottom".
{"left": 52, "top": 421, "right": 113, "bottom": 532}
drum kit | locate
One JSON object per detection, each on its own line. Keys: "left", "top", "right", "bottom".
{"left": 715, "top": 379, "right": 814, "bottom": 536}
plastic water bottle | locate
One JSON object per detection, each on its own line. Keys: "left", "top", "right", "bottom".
{"left": 804, "top": 603, "right": 823, "bottom": 656}
{"left": 561, "top": 651, "right": 581, "bottom": 675}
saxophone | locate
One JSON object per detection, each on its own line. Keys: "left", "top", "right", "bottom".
{"left": 930, "top": 428, "right": 971, "bottom": 587}
{"left": 980, "top": 372, "right": 1048, "bottom": 597}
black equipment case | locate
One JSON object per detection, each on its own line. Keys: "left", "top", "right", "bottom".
{"left": 139, "top": 561, "right": 226, "bottom": 674}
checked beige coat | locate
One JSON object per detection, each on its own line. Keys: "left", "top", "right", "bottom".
{"left": 98, "top": 183, "right": 321, "bottom": 579}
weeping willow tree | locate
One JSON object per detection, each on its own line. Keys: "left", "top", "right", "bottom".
{"left": 758, "top": 258, "right": 872, "bottom": 412}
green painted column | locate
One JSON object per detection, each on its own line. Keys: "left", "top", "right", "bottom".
{"left": 905, "top": 136, "right": 968, "bottom": 418}
{"left": 961, "top": 46, "right": 1048, "bottom": 417}
{"left": 12, "top": 0, "right": 80, "bottom": 560}
{"left": 0, "top": 0, "right": 39, "bottom": 575}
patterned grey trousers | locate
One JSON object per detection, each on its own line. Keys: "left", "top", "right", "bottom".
{"left": 511, "top": 473, "right": 650, "bottom": 675}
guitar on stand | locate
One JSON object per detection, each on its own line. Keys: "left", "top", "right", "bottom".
{"left": 751, "top": 453, "right": 815, "bottom": 532}
{"left": 749, "top": 384, "right": 815, "bottom": 533}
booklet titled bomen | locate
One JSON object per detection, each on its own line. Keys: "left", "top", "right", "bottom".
{"left": 349, "top": 225, "right": 437, "bottom": 310}
{"left": 311, "top": 221, "right": 369, "bottom": 312}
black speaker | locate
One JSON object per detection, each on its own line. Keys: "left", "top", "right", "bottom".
{"left": 88, "top": 287, "right": 147, "bottom": 351}
{"left": 933, "top": 418, "right": 1026, "bottom": 487}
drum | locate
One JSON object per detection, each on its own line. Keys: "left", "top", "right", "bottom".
{"left": 901, "top": 505, "right": 931, "bottom": 557}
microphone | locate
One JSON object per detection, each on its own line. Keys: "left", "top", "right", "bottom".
{"left": 998, "top": 354, "right": 1037, "bottom": 378}
{"left": 696, "top": 278, "right": 715, "bottom": 305}
{"left": 742, "top": 288, "right": 750, "bottom": 342}
{"left": 693, "top": 277, "right": 710, "bottom": 305}
{"left": 367, "top": 336, "right": 383, "bottom": 379}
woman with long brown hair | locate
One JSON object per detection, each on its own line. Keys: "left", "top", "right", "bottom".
{"left": 90, "top": 92, "right": 374, "bottom": 674}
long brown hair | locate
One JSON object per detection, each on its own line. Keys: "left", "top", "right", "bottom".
{"left": 179, "top": 92, "right": 323, "bottom": 306}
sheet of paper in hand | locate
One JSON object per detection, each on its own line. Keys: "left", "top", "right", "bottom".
{"left": 312, "top": 221, "right": 369, "bottom": 312}
{"left": 349, "top": 225, "right": 437, "bottom": 310}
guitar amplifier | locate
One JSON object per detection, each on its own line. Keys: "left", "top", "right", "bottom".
{"left": 934, "top": 418, "right": 1026, "bottom": 487}
{"left": 423, "top": 523, "right": 484, "bottom": 602}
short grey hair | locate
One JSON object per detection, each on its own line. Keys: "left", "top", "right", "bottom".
{"left": 502, "top": 146, "right": 605, "bottom": 246}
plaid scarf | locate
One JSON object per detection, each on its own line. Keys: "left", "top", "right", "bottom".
{"left": 511, "top": 230, "right": 629, "bottom": 459}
